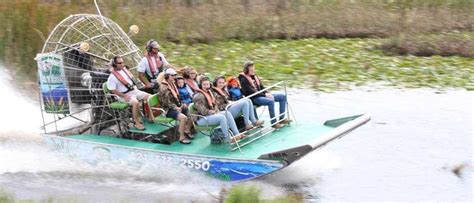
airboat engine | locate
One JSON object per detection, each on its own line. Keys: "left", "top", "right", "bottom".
{"left": 36, "top": 14, "right": 143, "bottom": 135}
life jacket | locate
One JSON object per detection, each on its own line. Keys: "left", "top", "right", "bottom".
{"left": 212, "top": 87, "right": 230, "bottom": 98}
{"left": 239, "top": 72, "right": 261, "bottom": 91}
{"left": 161, "top": 80, "right": 180, "bottom": 103}
{"left": 111, "top": 67, "right": 135, "bottom": 92}
{"left": 145, "top": 52, "right": 163, "bottom": 79}
{"left": 178, "top": 87, "right": 193, "bottom": 104}
{"left": 196, "top": 89, "right": 216, "bottom": 108}
{"left": 228, "top": 87, "right": 243, "bottom": 101}
{"left": 185, "top": 78, "right": 200, "bottom": 92}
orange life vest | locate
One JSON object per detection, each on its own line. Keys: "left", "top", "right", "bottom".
{"left": 161, "top": 80, "right": 180, "bottom": 101}
{"left": 145, "top": 52, "right": 163, "bottom": 78}
{"left": 239, "top": 72, "right": 261, "bottom": 90}
{"left": 212, "top": 87, "right": 229, "bottom": 98}
{"left": 197, "top": 89, "right": 216, "bottom": 108}
{"left": 185, "top": 79, "right": 200, "bottom": 92}
{"left": 111, "top": 67, "right": 135, "bottom": 91}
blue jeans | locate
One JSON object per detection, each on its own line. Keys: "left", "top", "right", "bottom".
{"left": 226, "top": 98, "right": 257, "bottom": 126}
{"left": 252, "top": 94, "right": 287, "bottom": 124}
{"left": 196, "top": 111, "right": 239, "bottom": 140}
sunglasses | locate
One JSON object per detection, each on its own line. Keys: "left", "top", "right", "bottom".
{"left": 170, "top": 74, "right": 177, "bottom": 76}
{"left": 117, "top": 62, "right": 124, "bottom": 64}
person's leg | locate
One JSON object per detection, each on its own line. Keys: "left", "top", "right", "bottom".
{"left": 246, "top": 99, "right": 264, "bottom": 126}
{"left": 166, "top": 109, "right": 189, "bottom": 143}
{"left": 245, "top": 99, "right": 257, "bottom": 123}
{"left": 228, "top": 101, "right": 251, "bottom": 125}
{"left": 197, "top": 114, "right": 230, "bottom": 138}
{"left": 131, "top": 90, "right": 152, "bottom": 121}
{"left": 253, "top": 96, "right": 276, "bottom": 124}
{"left": 273, "top": 94, "right": 287, "bottom": 120}
{"left": 177, "top": 113, "right": 189, "bottom": 142}
{"left": 219, "top": 111, "right": 240, "bottom": 136}
{"left": 129, "top": 97, "right": 141, "bottom": 123}
{"left": 180, "top": 107, "right": 193, "bottom": 135}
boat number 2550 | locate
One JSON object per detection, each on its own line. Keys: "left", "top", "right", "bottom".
{"left": 179, "top": 159, "right": 210, "bottom": 171}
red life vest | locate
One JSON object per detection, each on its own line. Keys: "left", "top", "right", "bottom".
{"left": 185, "top": 79, "right": 200, "bottom": 92}
{"left": 145, "top": 52, "right": 163, "bottom": 78}
{"left": 197, "top": 89, "right": 216, "bottom": 108}
{"left": 212, "top": 87, "right": 229, "bottom": 98}
{"left": 111, "top": 67, "right": 135, "bottom": 91}
{"left": 239, "top": 72, "right": 261, "bottom": 90}
{"left": 161, "top": 80, "right": 180, "bottom": 101}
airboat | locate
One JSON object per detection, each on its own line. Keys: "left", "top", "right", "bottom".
{"left": 36, "top": 11, "right": 370, "bottom": 181}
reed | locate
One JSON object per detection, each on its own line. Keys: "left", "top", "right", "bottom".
{"left": 1, "top": 0, "right": 473, "bottom": 79}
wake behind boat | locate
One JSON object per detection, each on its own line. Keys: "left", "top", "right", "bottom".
{"left": 36, "top": 13, "right": 370, "bottom": 182}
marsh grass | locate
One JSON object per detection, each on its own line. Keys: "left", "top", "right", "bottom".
{"left": 225, "top": 185, "right": 303, "bottom": 203}
{"left": 1, "top": 0, "right": 473, "bottom": 89}
{"left": 380, "top": 32, "right": 474, "bottom": 57}
{"left": 163, "top": 38, "right": 474, "bottom": 91}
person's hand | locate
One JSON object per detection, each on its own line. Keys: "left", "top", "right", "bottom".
{"left": 265, "top": 93, "right": 274, "bottom": 100}
{"left": 124, "top": 94, "right": 131, "bottom": 102}
{"left": 175, "top": 107, "right": 182, "bottom": 112}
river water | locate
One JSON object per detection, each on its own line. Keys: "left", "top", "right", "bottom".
{"left": 0, "top": 67, "right": 472, "bottom": 202}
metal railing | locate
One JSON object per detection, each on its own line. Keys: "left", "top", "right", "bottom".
{"left": 223, "top": 81, "right": 296, "bottom": 152}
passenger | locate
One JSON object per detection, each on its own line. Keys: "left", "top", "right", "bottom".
{"left": 176, "top": 76, "right": 193, "bottom": 105}
{"left": 213, "top": 76, "right": 263, "bottom": 130}
{"left": 238, "top": 61, "right": 291, "bottom": 129}
{"left": 193, "top": 77, "right": 244, "bottom": 143}
{"left": 226, "top": 76, "right": 244, "bottom": 101}
{"left": 137, "top": 39, "right": 170, "bottom": 94}
{"left": 106, "top": 56, "right": 151, "bottom": 130}
{"left": 158, "top": 68, "right": 193, "bottom": 144}
{"left": 182, "top": 66, "right": 200, "bottom": 95}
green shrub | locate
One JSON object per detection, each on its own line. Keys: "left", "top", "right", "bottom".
{"left": 380, "top": 32, "right": 474, "bottom": 57}
{"left": 226, "top": 185, "right": 261, "bottom": 203}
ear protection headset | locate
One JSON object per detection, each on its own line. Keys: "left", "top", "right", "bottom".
{"left": 243, "top": 61, "right": 254, "bottom": 74}
{"left": 146, "top": 39, "right": 157, "bottom": 52}
{"left": 213, "top": 76, "right": 225, "bottom": 87}
{"left": 111, "top": 56, "right": 120, "bottom": 68}
{"left": 198, "top": 76, "right": 210, "bottom": 89}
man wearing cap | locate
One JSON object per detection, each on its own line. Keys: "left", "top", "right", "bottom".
{"left": 138, "top": 39, "right": 170, "bottom": 94}
{"left": 158, "top": 68, "right": 193, "bottom": 144}
{"left": 107, "top": 56, "right": 151, "bottom": 130}
{"left": 238, "top": 61, "right": 291, "bottom": 129}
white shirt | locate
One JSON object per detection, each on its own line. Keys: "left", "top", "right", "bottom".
{"left": 137, "top": 52, "right": 169, "bottom": 78}
{"left": 107, "top": 69, "right": 134, "bottom": 93}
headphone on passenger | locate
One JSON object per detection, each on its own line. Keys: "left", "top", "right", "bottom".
{"left": 111, "top": 56, "right": 120, "bottom": 68}
{"left": 243, "top": 61, "right": 254, "bottom": 74}
{"left": 198, "top": 76, "right": 210, "bottom": 89}
{"left": 146, "top": 39, "right": 157, "bottom": 52}
{"left": 213, "top": 76, "right": 225, "bottom": 87}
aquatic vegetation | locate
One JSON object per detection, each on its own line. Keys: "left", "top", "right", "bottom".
{"left": 162, "top": 39, "right": 474, "bottom": 91}
{"left": 380, "top": 32, "right": 474, "bottom": 57}
{"left": 1, "top": 0, "right": 473, "bottom": 79}
{"left": 225, "top": 185, "right": 303, "bottom": 203}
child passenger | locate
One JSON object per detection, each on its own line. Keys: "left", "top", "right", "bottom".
{"left": 176, "top": 76, "right": 193, "bottom": 105}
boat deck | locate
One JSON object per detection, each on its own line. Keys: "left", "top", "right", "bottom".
{"left": 68, "top": 123, "right": 334, "bottom": 160}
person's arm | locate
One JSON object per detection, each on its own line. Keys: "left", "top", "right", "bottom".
{"left": 258, "top": 79, "right": 271, "bottom": 98}
{"left": 158, "top": 86, "right": 178, "bottom": 110}
{"left": 110, "top": 89, "right": 130, "bottom": 101}
{"left": 238, "top": 75, "right": 255, "bottom": 96}
{"left": 137, "top": 58, "right": 153, "bottom": 88}
{"left": 138, "top": 72, "right": 153, "bottom": 88}
{"left": 185, "top": 85, "right": 194, "bottom": 96}
{"left": 107, "top": 76, "right": 130, "bottom": 101}
{"left": 193, "top": 94, "right": 213, "bottom": 116}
